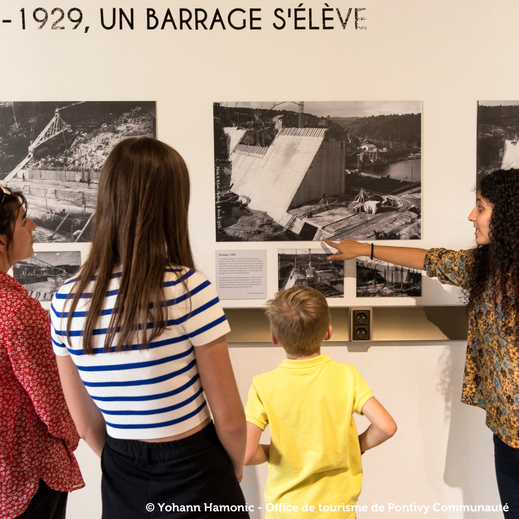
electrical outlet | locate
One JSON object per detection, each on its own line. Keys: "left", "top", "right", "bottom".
{"left": 350, "top": 308, "right": 372, "bottom": 342}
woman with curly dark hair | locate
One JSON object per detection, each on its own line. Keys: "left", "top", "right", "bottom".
{"left": 324, "top": 169, "right": 519, "bottom": 518}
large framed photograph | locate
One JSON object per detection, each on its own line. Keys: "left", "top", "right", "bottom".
{"left": 0, "top": 101, "right": 156, "bottom": 243}
{"left": 215, "top": 101, "right": 421, "bottom": 242}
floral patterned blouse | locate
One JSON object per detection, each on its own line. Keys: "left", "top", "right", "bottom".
{"left": 0, "top": 270, "right": 84, "bottom": 519}
{"left": 424, "top": 248, "right": 519, "bottom": 448}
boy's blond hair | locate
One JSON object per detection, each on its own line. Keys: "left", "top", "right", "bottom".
{"left": 265, "top": 285, "right": 330, "bottom": 356}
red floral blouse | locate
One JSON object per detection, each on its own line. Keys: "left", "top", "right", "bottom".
{"left": 0, "top": 270, "right": 84, "bottom": 519}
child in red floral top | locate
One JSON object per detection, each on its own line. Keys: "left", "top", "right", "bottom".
{"left": 0, "top": 184, "right": 84, "bottom": 519}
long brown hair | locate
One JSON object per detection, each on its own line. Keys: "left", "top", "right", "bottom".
{"left": 66, "top": 137, "right": 195, "bottom": 353}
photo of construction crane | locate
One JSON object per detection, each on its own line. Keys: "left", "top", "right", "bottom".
{"left": 0, "top": 101, "right": 156, "bottom": 243}
{"left": 278, "top": 248, "right": 344, "bottom": 298}
{"left": 214, "top": 101, "right": 421, "bottom": 242}
{"left": 13, "top": 251, "right": 81, "bottom": 302}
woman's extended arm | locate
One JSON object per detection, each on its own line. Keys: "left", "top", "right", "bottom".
{"left": 194, "top": 335, "right": 247, "bottom": 483}
{"left": 323, "top": 237, "right": 429, "bottom": 270}
{"left": 56, "top": 355, "right": 106, "bottom": 457}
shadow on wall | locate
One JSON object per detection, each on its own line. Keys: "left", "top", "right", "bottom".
{"left": 241, "top": 465, "right": 262, "bottom": 519}
{"left": 437, "top": 345, "right": 500, "bottom": 516}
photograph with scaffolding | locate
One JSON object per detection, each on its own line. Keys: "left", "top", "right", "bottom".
{"left": 13, "top": 251, "right": 81, "bottom": 302}
{"left": 356, "top": 258, "right": 422, "bottom": 298}
{"left": 278, "top": 248, "right": 344, "bottom": 298}
{"left": 0, "top": 101, "right": 156, "bottom": 243}
{"left": 214, "top": 101, "right": 422, "bottom": 242}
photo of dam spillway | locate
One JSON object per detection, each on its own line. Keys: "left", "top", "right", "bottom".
{"left": 214, "top": 101, "right": 421, "bottom": 242}
{"left": 477, "top": 101, "right": 519, "bottom": 183}
{"left": 0, "top": 101, "right": 156, "bottom": 243}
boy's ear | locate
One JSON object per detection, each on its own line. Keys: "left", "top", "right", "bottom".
{"left": 270, "top": 331, "right": 279, "bottom": 345}
{"left": 324, "top": 325, "right": 333, "bottom": 341}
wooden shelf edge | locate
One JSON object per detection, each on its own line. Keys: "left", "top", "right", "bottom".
{"left": 225, "top": 306, "right": 468, "bottom": 344}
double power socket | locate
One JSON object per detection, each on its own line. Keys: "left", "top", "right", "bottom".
{"left": 350, "top": 307, "right": 372, "bottom": 342}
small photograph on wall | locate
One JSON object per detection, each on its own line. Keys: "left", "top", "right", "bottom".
{"left": 13, "top": 251, "right": 81, "bottom": 302}
{"left": 214, "top": 101, "right": 421, "bottom": 242}
{"left": 356, "top": 258, "right": 421, "bottom": 297}
{"left": 477, "top": 101, "right": 519, "bottom": 182}
{"left": 0, "top": 101, "right": 156, "bottom": 243}
{"left": 278, "top": 248, "right": 344, "bottom": 298}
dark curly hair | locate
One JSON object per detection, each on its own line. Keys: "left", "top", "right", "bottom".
{"left": 466, "top": 169, "right": 519, "bottom": 315}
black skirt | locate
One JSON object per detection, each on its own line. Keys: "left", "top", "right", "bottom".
{"left": 101, "top": 422, "right": 250, "bottom": 519}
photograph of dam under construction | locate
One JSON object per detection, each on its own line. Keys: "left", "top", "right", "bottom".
{"left": 0, "top": 101, "right": 156, "bottom": 243}
{"left": 356, "top": 258, "right": 422, "bottom": 298}
{"left": 13, "top": 251, "right": 81, "bottom": 302}
{"left": 278, "top": 248, "right": 344, "bottom": 298}
{"left": 214, "top": 101, "right": 421, "bottom": 242}
{"left": 477, "top": 101, "right": 519, "bottom": 182}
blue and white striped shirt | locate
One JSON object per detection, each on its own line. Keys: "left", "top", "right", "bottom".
{"left": 51, "top": 268, "right": 230, "bottom": 440}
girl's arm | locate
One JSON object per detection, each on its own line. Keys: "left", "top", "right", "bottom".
{"left": 323, "top": 237, "right": 428, "bottom": 270}
{"left": 244, "top": 422, "right": 269, "bottom": 466}
{"left": 56, "top": 355, "right": 107, "bottom": 457}
{"left": 194, "top": 335, "right": 247, "bottom": 483}
{"left": 358, "top": 397, "right": 397, "bottom": 453}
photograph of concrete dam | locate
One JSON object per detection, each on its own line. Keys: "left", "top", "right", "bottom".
{"left": 477, "top": 101, "right": 519, "bottom": 183}
{"left": 214, "top": 101, "right": 421, "bottom": 242}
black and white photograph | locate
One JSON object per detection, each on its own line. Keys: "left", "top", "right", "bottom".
{"left": 278, "top": 248, "right": 344, "bottom": 298}
{"left": 356, "top": 258, "right": 422, "bottom": 298}
{"left": 13, "top": 251, "right": 81, "bottom": 302}
{"left": 0, "top": 101, "right": 156, "bottom": 243}
{"left": 215, "top": 101, "right": 421, "bottom": 242}
{"left": 477, "top": 101, "right": 519, "bottom": 182}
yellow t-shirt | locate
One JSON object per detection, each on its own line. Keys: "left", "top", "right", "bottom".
{"left": 245, "top": 354, "right": 374, "bottom": 519}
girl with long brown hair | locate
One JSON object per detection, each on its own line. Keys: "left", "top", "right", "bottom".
{"left": 51, "top": 137, "right": 249, "bottom": 518}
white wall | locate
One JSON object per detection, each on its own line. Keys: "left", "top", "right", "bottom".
{"left": 3, "top": 0, "right": 519, "bottom": 309}
{"left": 1, "top": 2, "right": 513, "bottom": 517}
{"left": 67, "top": 341, "right": 502, "bottom": 519}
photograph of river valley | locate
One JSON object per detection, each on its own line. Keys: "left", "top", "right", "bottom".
{"left": 214, "top": 101, "right": 422, "bottom": 242}
{"left": 0, "top": 101, "right": 156, "bottom": 243}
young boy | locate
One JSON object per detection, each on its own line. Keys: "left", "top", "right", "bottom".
{"left": 244, "top": 286, "right": 396, "bottom": 518}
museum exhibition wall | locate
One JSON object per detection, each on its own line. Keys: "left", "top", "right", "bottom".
{"left": 1, "top": 0, "right": 517, "bottom": 516}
